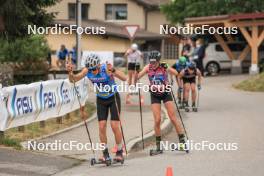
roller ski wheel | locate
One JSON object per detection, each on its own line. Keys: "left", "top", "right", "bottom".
{"left": 185, "top": 107, "right": 190, "bottom": 112}
{"left": 98, "top": 157, "right": 112, "bottom": 166}
{"left": 113, "top": 158, "right": 124, "bottom": 164}
{"left": 149, "top": 149, "right": 163, "bottom": 156}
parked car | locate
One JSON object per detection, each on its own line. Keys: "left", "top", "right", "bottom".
{"left": 204, "top": 42, "right": 264, "bottom": 75}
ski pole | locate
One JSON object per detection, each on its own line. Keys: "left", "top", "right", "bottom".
{"left": 113, "top": 93, "right": 128, "bottom": 155}
{"left": 137, "top": 81, "right": 145, "bottom": 150}
{"left": 67, "top": 58, "right": 96, "bottom": 157}
{"left": 197, "top": 86, "right": 200, "bottom": 110}
{"left": 135, "top": 62, "right": 145, "bottom": 150}
{"left": 170, "top": 80, "right": 189, "bottom": 141}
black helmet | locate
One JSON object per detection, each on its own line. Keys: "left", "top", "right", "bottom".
{"left": 148, "top": 50, "right": 161, "bottom": 62}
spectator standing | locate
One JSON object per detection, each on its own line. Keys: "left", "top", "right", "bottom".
{"left": 57, "top": 45, "right": 69, "bottom": 69}
{"left": 69, "top": 46, "right": 77, "bottom": 67}
{"left": 193, "top": 39, "right": 205, "bottom": 76}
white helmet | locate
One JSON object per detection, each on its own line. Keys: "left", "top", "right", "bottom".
{"left": 83, "top": 53, "right": 100, "bottom": 69}
{"left": 131, "top": 43, "right": 138, "bottom": 51}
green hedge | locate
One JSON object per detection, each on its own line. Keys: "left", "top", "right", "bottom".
{"left": 0, "top": 35, "right": 50, "bottom": 62}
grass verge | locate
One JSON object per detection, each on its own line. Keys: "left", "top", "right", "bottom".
{"left": 1, "top": 102, "right": 95, "bottom": 149}
{"left": 233, "top": 72, "right": 264, "bottom": 92}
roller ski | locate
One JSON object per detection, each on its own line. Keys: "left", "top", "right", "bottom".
{"left": 149, "top": 148, "right": 163, "bottom": 156}
{"left": 91, "top": 149, "right": 112, "bottom": 166}
{"left": 113, "top": 149, "right": 125, "bottom": 164}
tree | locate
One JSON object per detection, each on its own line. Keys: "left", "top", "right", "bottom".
{"left": 161, "top": 0, "right": 264, "bottom": 24}
{"left": 0, "top": 0, "right": 59, "bottom": 40}
{"left": 0, "top": 35, "right": 50, "bottom": 62}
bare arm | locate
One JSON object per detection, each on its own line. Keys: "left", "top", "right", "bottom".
{"left": 113, "top": 69, "right": 127, "bottom": 81}
{"left": 106, "top": 63, "right": 127, "bottom": 81}
{"left": 66, "top": 61, "right": 88, "bottom": 82}
{"left": 69, "top": 68, "right": 88, "bottom": 83}
{"left": 137, "top": 65, "right": 149, "bottom": 80}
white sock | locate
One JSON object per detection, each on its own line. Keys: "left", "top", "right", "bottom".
{"left": 117, "top": 143, "right": 123, "bottom": 151}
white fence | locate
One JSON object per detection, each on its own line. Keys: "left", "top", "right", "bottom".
{"left": 0, "top": 78, "right": 89, "bottom": 131}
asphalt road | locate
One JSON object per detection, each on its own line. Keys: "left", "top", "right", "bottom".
{"left": 53, "top": 75, "right": 264, "bottom": 176}
{"left": 0, "top": 147, "right": 80, "bottom": 176}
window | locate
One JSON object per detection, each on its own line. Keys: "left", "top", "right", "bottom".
{"left": 164, "top": 42, "right": 178, "bottom": 59}
{"left": 105, "top": 4, "right": 127, "bottom": 20}
{"left": 68, "top": 3, "right": 89, "bottom": 20}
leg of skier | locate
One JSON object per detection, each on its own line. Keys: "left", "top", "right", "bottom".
{"left": 191, "top": 83, "right": 197, "bottom": 112}
{"left": 126, "top": 68, "right": 133, "bottom": 104}
{"left": 184, "top": 83, "right": 191, "bottom": 112}
{"left": 111, "top": 93, "right": 125, "bottom": 162}
{"left": 150, "top": 103, "right": 163, "bottom": 155}
{"left": 164, "top": 101, "right": 186, "bottom": 145}
{"left": 98, "top": 120, "right": 111, "bottom": 162}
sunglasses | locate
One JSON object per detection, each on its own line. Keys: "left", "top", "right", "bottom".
{"left": 150, "top": 59, "right": 158, "bottom": 64}
{"left": 89, "top": 66, "right": 97, "bottom": 72}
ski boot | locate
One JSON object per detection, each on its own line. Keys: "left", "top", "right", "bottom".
{"left": 99, "top": 148, "right": 112, "bottom": 166}
{"left": 177, "top": 99, "right": 182, "bottom": 106}
{"left": 179, "top": 101, "right": 185, "bottom": 109}
{"left": 192, "top": 104, "right": 198, "bottom": 112}
{"left": 113, "top": 149, "right": 124, "bottom": 164}
{"left": 179, "top": 135, "right": 189, "bottom": 153}
{"left": 150, "top": 148, "right": 163, "bottom": 156}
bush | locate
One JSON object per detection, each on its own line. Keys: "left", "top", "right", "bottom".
{"left": 0, "top": 35, "right": 50, "bottom": 62}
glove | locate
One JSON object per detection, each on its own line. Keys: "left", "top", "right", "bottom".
{"left": 197, "top": 85, "right": 201, "bottom": 90}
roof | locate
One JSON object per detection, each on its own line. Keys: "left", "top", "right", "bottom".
{"left": 132, "top": 0, "right": 170, "bottom": 8}
{"left": 53, "top": 19, "right": 167, "bottom": 40}
{"left": 185, "top": 12, "right": 264, "bottom": 24}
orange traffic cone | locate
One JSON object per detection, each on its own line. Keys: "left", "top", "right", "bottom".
{"left": 165, "top": 166, "right": 173, "bottom": 176}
